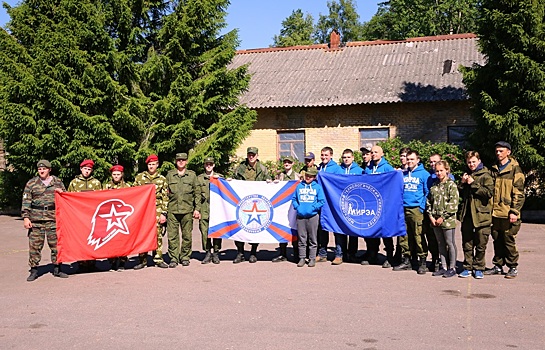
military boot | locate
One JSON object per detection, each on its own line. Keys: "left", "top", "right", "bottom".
{"left": 53, "top": 264, "right": 68, "bottom": 278}
{"left": 417, "top": 257, "right": 427, "bottom": 275}
{"left": 212, "top": 252, "right": 220, "bottom": 264}
{"left": 272, "top": 244, "right": 287, "bottom": 262}
{"left": 27, "top": 268, "right": 38, "bottom": 282}
{"left": 393, "top": 256, "right": 411, "bottom": 271}
{"left": 202, "top": 251, "right": 212, "bottom": 264}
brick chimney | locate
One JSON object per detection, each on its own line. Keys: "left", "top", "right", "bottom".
{"left": 329, "top": 30, "right": 340, "bottom": 49}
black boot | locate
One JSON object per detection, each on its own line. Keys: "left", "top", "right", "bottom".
{"left": 393, "top": 256, "right": 411, "bottom": 271}
{"left": 382, "top": 252, "right": 394, "bottom": 268}
{"left": 272, "top": 244, "right": 287, "bottom": 262}
{"left": 53, "top": 264, "right": 68, "bottom": 278}
{"left": 202, "top": 251, "right": 212, "bottom": 264}
{"left": 417, "top": 257, "right": 427, "bottom": 275}
{"left": 27, "top": 267, "right": 38, "bottom": 282}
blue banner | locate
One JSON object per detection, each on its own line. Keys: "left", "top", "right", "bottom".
{"left": 317, "top": 171, "right": 406, "bottom": 238}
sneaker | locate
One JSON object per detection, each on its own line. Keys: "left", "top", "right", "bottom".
{"left": 432, "top": 268, "right": 446, "bottom": 277}
{"left": 443, "top": 268, "right": 456, "bottom": 278}
{"left": 315, "top": 256, "right": 328, "bottom": 263}
{"left": 249, "top": 254, "right": 257, "bottom": 263}
{"left": 272, "top": 255, "right": 287, "bottom": 263}
{"left": 118, "top": 261, "right": 125, "bottom": 271}
{"left": 360, "top": 259, "right": 370, "bottom": 265}
{"left": 133, "top": 263, "right": 146, "bottom": 270}
{"left": 201, "top": 252, "right": 212, "bottom": 264}
{"left": 484, "top": 265, "right": 503, "bottom": 275}
{"left": 474, "top": 270, "right": 484, "bottom": 279}
{"left": 296, "top": 258, "right": 306, "bottom": 267}
{"left": 308, "top": 259, "right": 316, "bottom": 267}
{"left": 458, "top": 269, "right": 471, "bottom": 278}
{"left": 382, "top": 260, "right": 392, "bottom": 268}
{"left": 233, "top": 253, "right": 245, "bottom": 264}
{"left": 505, "top": 267, "right": 518, "bottom": 279}
{"left": 331, "top": 257, "right": 343, "bottom": 265}
{"left": 155, "top": 261, "right": 168, "bottom": 268}
{"left": 168, "top": 262, "right": 178, "bottom": 268}
{"left": 212, "top": 253, "right": 220, "bottom": 264}
{"left": 181, "top": 260, "right": 190, "bottom": 267}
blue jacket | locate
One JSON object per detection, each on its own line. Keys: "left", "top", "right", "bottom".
{"left": 340, "top": 162, "right": 363, "bottom": 174}
{"left": 364, "top": 157, "right": 395, "bottom": 174}
{"left": 402, "top": 163, "right": 430, "bottom": 212}
{"left": 318, "top": 159, "right": 343, "bottom": 174}
{"left": 291, "top": 180, "right": 326, "bottom": 218}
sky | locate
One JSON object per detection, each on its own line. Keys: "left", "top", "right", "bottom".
{"left": 0, "top": 0, "right": 379, "bottom": 50}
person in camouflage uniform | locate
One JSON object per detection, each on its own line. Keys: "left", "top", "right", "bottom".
{"left": 426, "top": 160, "right": 459, "bottom": 278}
{"left": 273, "top": 156, "right": 301, "bottom": 263}
{"left": 166, "top": 152, "right": 201, "bottom": 267}
{"left": 197, "top": 156, "right": 222, "bottom": 264}
{"left": 299, "top": 152, "right": 317, "bottom": 177}
{"left": 232, "top": 147, "right": 271, "bottom": 263}
{"left": 22, "top": 159, "right": 68, "bottom": 281}
{"left": 68, "top": 159, "right": 102, "bottom": 273}
{"left": 103, "top": 164, "right": 131, "bottom": 270}
{"left": 133, "top": 154, "right": 169, "bottom": 269}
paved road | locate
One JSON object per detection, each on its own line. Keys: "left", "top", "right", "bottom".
{"left": 1, "top": 215, "right": 544, "bottom": 349}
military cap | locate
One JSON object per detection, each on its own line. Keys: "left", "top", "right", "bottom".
{"left": 281, "top": 156, "right": 295, "bottom": 163}
{"left": 204, "top": 156, "right": 215, "bottom": 164}
{"left": 304, "top": 152, "right": 315, "bottom": 160}
{"left": 37, "top": 159, "right": 51, "bottom": 168}
{"left": 110, "top": 165, "right": 124, "bottom": 172}
{"left": 145, "top": 154, "right": 159, "bottom": 163}
{"left": 176, "top": 152, "right": 188, "bottom": 160}
{"left": 80, "top": 159, "right": 95, "bottom": 169}
{"left": 305, "top": 168, "right": 318, "bottom": 176}
{"left": 495, "top": 141, "right": 511, "bottom": 150}
{"left": 246, "top": 147, "right": 259, "bottom": 154}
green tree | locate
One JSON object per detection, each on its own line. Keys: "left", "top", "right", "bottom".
{"left": 0, "top": 0, "right": 255, "bottom": 192}
{"left": 314, "top": 0, "right": 364, "bottom": 43}
{"left": 362, "top": 0, "right": 480, "bottom": 41}
{"left": 273, "top": 9, "right": 315, "bottom": 47}
{"left": 462, "top": 0, "right": 545, "bottom": 175}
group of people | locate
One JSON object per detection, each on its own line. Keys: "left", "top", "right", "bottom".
{"left": 21, "top": 140, "right": 525, "bottom": 282}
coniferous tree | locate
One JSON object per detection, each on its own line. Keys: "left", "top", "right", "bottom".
{"left": 273, "top": 9, "right": 315, "bottom": 47}
{"left": 462, "top": 0, "right": 545, "bottom": 174}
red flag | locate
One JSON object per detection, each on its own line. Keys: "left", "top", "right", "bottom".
{"left": 55, "top": 185, "right": 158, "bottom": 262}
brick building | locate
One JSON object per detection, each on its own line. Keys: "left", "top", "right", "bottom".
{"left": 229, "top": 33, "right": 484, "bottom": 161}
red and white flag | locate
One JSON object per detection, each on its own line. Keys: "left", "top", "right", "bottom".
{"left": 55, "top": 185, "right": 157, "bottom": 262}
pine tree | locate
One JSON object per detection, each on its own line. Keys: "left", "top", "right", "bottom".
{"left": 273, "top": 9, "right": 315, "bottom": 47}
{"left": 462, "top": 0, "right": 545, "bottom": 174}
{"left": 314, "top": 0, "right": 364, "bottom": 44}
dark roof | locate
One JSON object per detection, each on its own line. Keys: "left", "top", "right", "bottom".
{"left": 230, "top": 33, "right": 484, "bottom": 108}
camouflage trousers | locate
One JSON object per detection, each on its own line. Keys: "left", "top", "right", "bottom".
{"left": 28, "top": 221, "right": 58, "bottom": 267}
{"left": 139, "top": 221, "right": 165, "bottom": 264}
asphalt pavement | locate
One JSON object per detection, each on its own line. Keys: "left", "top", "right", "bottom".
{"left": 1, "top": 215, "right": 544, "bottom": 350}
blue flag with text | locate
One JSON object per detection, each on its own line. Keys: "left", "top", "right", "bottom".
{"left": 318, "top": 171, "right": 406, "bottom": 238}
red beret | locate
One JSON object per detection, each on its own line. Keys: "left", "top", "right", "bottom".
{"left": 145, "top": 154, "right": 159, "bottom": 164}
{"left": 80, "top": 159, "right": 94, "bottom": 169}
{"left": 110, "top": 165, "right": 124, "bottom": 173}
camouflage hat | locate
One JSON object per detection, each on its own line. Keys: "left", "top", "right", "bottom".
{"left": 281, "top": 156, "right": 295, "bottom": 163}
{"left": 305, "top": 168, "right": 318, "bottom": 176}
{"left": 246, "top": 146, "right": 258, "bottom": 154}
{"left": 204, "top": 156, "right": 215, "bottom": 164}
{"left": 37, "top": 159, "right": 51, "bottom": 168}
{"left": 176, "top": 152, "right": 188, "bottom": 160}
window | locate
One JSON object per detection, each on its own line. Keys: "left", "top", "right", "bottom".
{"left": 278, "top": 131, "right": 305, "bottom": 160}
{"left": 448, "top": 126, "right": 475, "bottom": 147}
{"left": 359, "top": 128, "right": 389, "bottom": 151}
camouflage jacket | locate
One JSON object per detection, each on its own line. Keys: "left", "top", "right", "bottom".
{"left": 22, "top": 175, "right": 65, "bottom": 222}
{"left": 197, "top": 172, "right": 223, "bottom": 220}
{"left": 233, "top": 160, "right": 270, "bottom": 181}
{"left": 279, "top": 170, "right": 300, "bottom": 181}
{"left": 426, "top": 178, "right": 459, "bottom": 229}
{"left": 491, "top": 157, "right": 525, "bottom": 219}
{"left": 166, "top": 169, "right": 201, "bottom": 215}
{"left": 134, "top": 171, "right": 168, "bottom": 213}
{"left": 457, "top": 165, "right": 494, "bottom": 228}
{"left": 67, "top": 175, "right": 102, "bottom": 192}
{"left": 103, "top": 180, "right": 131, "bottom": 190}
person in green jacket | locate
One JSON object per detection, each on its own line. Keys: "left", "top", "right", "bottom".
{"left": 232, "top": 147, "right": 270, "bottom": 263}
{"left": 197, "top": 157, "right": 222, "bottom": 264}
{"left": 458, "top": 151, "right": 494, "bottom": 279}
{"left": 486, "top": 141, "right": 525, "bottom": 279}
{"left": 166, "top": 153, "right": 201, "bottom": 267}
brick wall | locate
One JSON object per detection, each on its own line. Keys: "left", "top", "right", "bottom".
{"left": 236, "top": 100, "right": 474, "bottom": 161}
